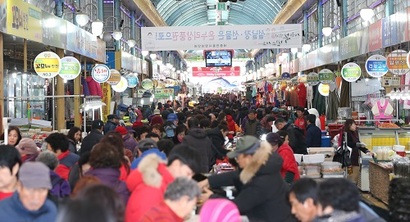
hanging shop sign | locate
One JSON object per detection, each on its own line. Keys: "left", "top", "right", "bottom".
{"left": 281, "top": 72, "right": 291, "bottom": 79}
{"left": 154, "top": 88, "right": 175, "bottom": 99}
{"left": 307, "top": 72, "right": 319, "bottom": 86}
{"left": 91, "top": 64, "right": 111, "bottom": 83}
{"left": 318, "top": 83, "right": 330, "bottom": 96}
{"left": 318, "top": 69, "right": 335, "bottom": 84}
{"left": 341, "top": 62, "right": 361, "bottom": 82}
{"left": 141, "top": 79, "right": 153, "bottom": 89}
{"left": 33, "top": 51, "right": 61, "bottom": 78}
{"left": 126, "top": 74, "right": 139, "bottom": 88}
{"left": 107, "top": 69, "right": 121, "bottom": 85}
{"left": 58, "top": 56, "right": 81, "bottom": 80}
{"left": 387, "top": 50, "right": 409, "bottom": 75}
{"left": 365, "top": 55, "right": 388, "bottom": 78}
{"left": 111, "top": 76, "right": 128, "bottom": 92}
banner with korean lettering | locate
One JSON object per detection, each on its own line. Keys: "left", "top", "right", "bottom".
{"left": 6, "top": 0, "right": 42, "bottom": 42}
{"left": 192, "top": 67, "right": 241, "bottom": 77}
{"left": 368, "top": 20, "right": 382, "bottom": 52}
{"left": 141, "top": 24, "right": 302, "bottom": 51}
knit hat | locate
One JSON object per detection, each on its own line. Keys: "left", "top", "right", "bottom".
{"left": 19, "top": 162, "right": 52, "bottom": 189}
{"left": 153, "top": 109, "right": 161, "bottom": 115}
{"left": 200, "top": 199, "right": 241, "bottom": 222}
{"left": 15, "top": 138, "right": 39, "bottom": 155}
{"left": 167, "top": 113, "right": 178, "bottom": 122}
{"left": 227, "top": 136, "right": 260, "bottom": 158}
{"left": 266, "top": 132, "right": 281, "bottom": 146}
{"left": 115, "top": 126, "right": 128, "bottom": 136}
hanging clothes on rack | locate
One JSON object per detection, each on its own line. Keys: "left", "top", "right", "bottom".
{"left": 307, "top": 85, "right": 314, "bottom": 109}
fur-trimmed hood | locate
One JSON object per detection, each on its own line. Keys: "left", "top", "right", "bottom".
{"left": 126, "top": 154, "right": 168, "bottom": 191}
{"left": 240, "top": 141, "right": 283, "bottom": 184}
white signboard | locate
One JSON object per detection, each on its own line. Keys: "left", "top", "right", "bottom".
{"left": 141, "top": 24, "right": 302, "bottom": 51}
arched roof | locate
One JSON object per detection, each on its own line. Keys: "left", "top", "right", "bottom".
{"left": 151, "top": 0, "right": 284, "bottom": 26}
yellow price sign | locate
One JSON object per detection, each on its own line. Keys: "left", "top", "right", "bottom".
{"left": 33, "top": 51, "right": 61, "bottom": 78}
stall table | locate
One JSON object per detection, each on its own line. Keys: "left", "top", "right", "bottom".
{"left": 369, "top": 161, "right": 393, "bottom": 204}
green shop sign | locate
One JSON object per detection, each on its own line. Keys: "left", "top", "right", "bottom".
{"left": 341, "top": 62, "right": 361, "bottom": 82}
{"left": 318, "top": 69, "right": 335, "bottom": 84}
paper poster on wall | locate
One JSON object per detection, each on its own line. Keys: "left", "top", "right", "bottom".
{"left": 387, "top": 50, "right": 409, "bottom": 75}
{"left": 365, "top": 55, "right": 388, "bottom": 78}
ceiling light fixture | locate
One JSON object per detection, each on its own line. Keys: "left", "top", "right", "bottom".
{"left": 127, "top": 39, "right": 136, "bottom": 47}
{"left": 75, "top": 13, "right": 89, "bottom": 27}
{"left": 360, "top": 8, "right": 374, "bottom": 21}
{"left": 91, "top": 19, "right": 104, "bottom": 36}
{"left": 112, "top": 30, "right": 122, "bottom": 41}
{"left": 322, "top": 26, "right": 333, "bottom": 37}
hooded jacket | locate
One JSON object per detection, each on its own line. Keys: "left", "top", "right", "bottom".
{"left": 226, "top": 115, "right": 237, "bottom": 140}
{"left": 125, "top": 154, "right": 174, "bottom": 222}
{"left": 207, "top": 127, "right": 229, "bottom": 160}
{"left": 122, "top": 134, "right": 138, "bottom": 152}
{"left": 85, "top": 167, "right": 130, "bottom": 204}
{"left": 208, "top": 141, "right": 295, "bottom": 222}
{"left": 80, "top": 129, "right": 104, "bottom": 156}
{"left": 182, "top": 128, "right": 215, "bottom": 173}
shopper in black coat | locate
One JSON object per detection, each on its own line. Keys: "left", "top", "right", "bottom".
{"left": 199, "top": 136, "right": 295, "bottom": 222}
{"left": 80, "top": 120, "right": 104, "bottom": 156}
{"left": 305, "top": 114, "right": 322, "bottom": 148}
{"left": 206, "top": 123, "right": 229, "bottom": 160}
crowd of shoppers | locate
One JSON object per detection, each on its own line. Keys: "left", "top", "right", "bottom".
{"left": 0, "top": 93, "right": 386, "bottom": 221}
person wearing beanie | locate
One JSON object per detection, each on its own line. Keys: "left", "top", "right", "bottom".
{"left": 200, "top": 199, "right": 241, "bottom": 222}
{"left": 199, "top": 136, "right": 294, "bottom": 222}
{"left": 0, "top": 162, "right": 57, "bottom": 221}
{"left": 15, "top": 138, "right": 40, "bottom": 162}
{"left": 163, "top": 113, "right": 178, "bottom": 139}
{"left": 115, "top": 126, "right": 138, "bottom": 153}
{"left": 150, "top": 109, "right": 164, "bottom": 126}
{"left": 104, "top": 114, "right": 120, "bottom": 134}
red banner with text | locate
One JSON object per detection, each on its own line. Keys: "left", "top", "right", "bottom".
{"left": 192, "top": 66, "right": 241, "bottom": 77}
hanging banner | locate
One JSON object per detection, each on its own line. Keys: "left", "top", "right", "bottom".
{"left": 33, "top": 51, "right": 61, "bottom": 78}
{"left": 141, "top": 24, "right": 302, "bottom": 50}
{"left": 111, "top": 76, "right": 128, "bottom": 92}
{"left": 192, "top": 67, "right": 241, "bottom": 77}
{"left": 126, "top": 74, "right": 139, "bottom": 88}
{"left": 307, "top": 72, "right": 319, "bottom": 86}
{"left": 91, "top": 64, "right": 111, "bottom": 83}
{"left": 341, "top": 62, "right": 361, "bottom": 82}
{"left": 154, "top": 88, "right": 175, "bottom": 99}
{"left": 59, "top": 56, "right": 81, "bottom": 80}
{"left": 107, "top": 69, "right": 121, "bottom": 85}
{"left": 101, "top": 83, "right": 111, "bottom": 122}
{"left": 141, "top": 79, "right": 153, "bottom": 89}
{"left": 318, "top": 69, "right": 334, "bottom": 84}
{"left": 387, "top": 50, "right": 409, "bottom": 75}
{"left": 365, "top": 55, "right": 388, "bottom": 78}
{"left": 318, "top": 83, "right": 330, "bottom": 96}
{"left": 368, "top": 20, "right": 382, "bottom": 52}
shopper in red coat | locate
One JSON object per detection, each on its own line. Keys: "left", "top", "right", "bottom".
{"left": 125, "top": 144, "right": 201, "bottom": 222}
{"left": 266, "top": 132, "right": 300, "bottom": 184}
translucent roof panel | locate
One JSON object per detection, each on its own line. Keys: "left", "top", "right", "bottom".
{"left": 153, "top": 0, "right": 284, "bottom": 27}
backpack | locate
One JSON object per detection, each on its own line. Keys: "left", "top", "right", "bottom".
{"left": 164, "top": 123, "right": 176, "bottom": 138}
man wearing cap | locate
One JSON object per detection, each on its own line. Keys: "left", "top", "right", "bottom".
{"left": 115, "top": 126, "right": 138, "bottom": 152}
{"left": 104, "top": 114, "right": 120, "bottom": 134}
{"left": 0, "top": 162, "right": 57, "bottom": 221}
{"left": 199, "top": 136, "right": 294, "bottom": 222}
{"left": 80, "top": 120, "right": 104, "bottom": 156}
{"left": 164, "top": 113, "right": 178, "bottom": 139}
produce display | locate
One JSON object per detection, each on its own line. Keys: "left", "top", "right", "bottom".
{"left": 378, "top": 122, "right": 400, "bottom": 129}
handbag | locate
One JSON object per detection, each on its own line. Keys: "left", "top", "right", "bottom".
{"left": 332, "top": 132, "right": 352, "bottom": 168}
